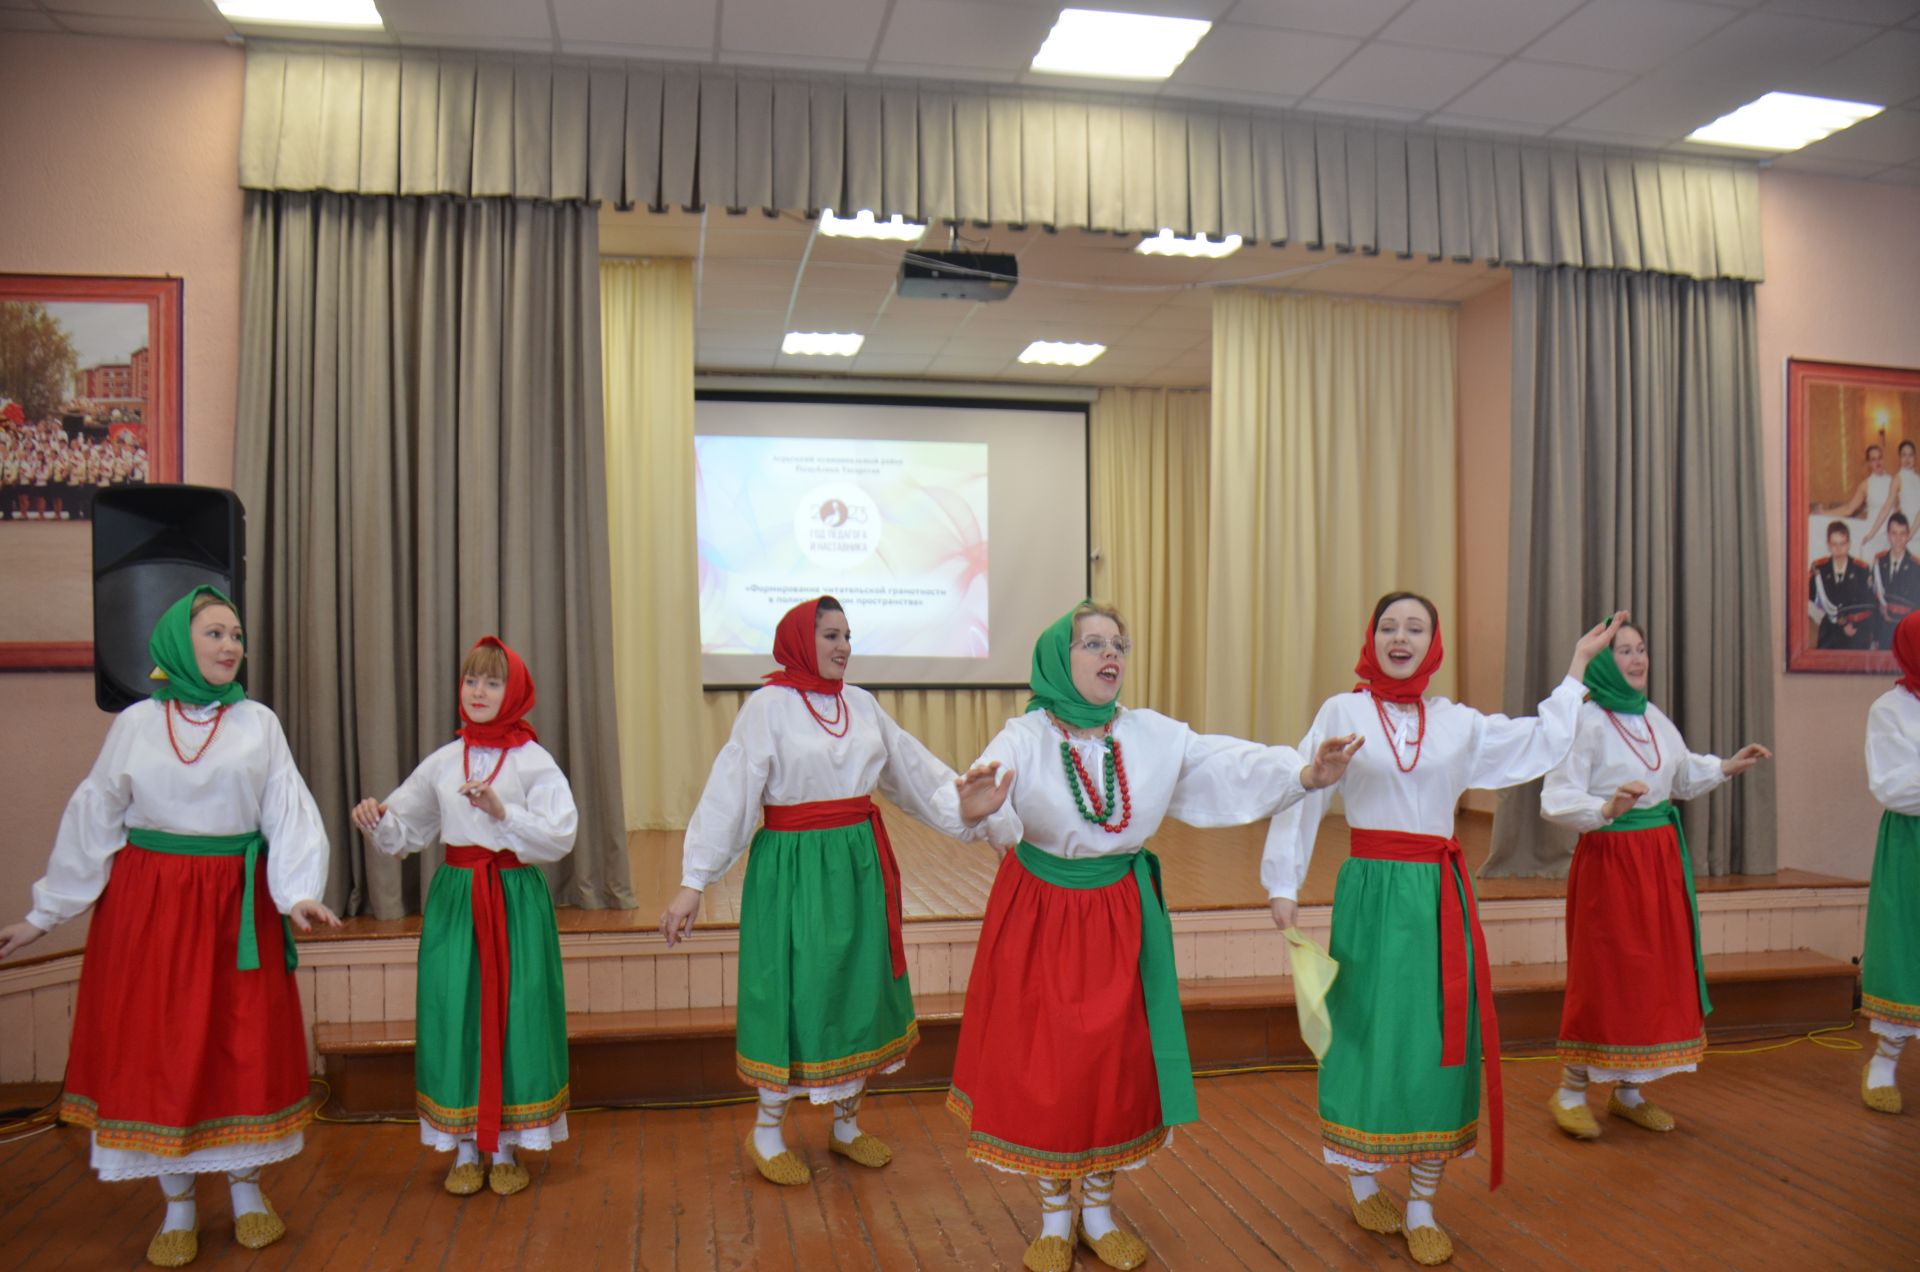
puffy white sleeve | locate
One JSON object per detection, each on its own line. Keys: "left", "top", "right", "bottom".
{"left": 1664, "top": 712, "right": 1729, "bottom": 802}
{"left": 258, "top": 708, "right": 332, "bottom": 914}
{"left": 1260, "top": 700, "right": 1334, "bottom": 902}
{"left": 681, "top": 696, "right": 775, "bottom": 890}
{"left": 1465, "top": 676, "right": 1585, "bottom": 791}
{"left": 370, "top": 753, "right": 445, "bottom": 860}
{"left": 954, "top": 723, "right": 1027, "bottom": 847}
{"left": 1167, "top": 721, "right": 1309, "bottom": 827}
{"left": 1539, "top": 713, "right": 1609, "bottom": 833}
{"left": 25, "top": 710, "right": 140, "bottom": 932}
{"left": 1866, "top": 697, "right": 1920, "bottom": 815}
{"left": 497, "top": 745, "right": 579, "bottom": 865}
{"left": 871, "top": 702, "right": 966, "bottom": 836}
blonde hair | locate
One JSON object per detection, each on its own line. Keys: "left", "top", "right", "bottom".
{"left": 1071, "top": 600, "right": 1128, "bottom": 639}
{"left": 460, "top": 642, "right": 510, "bottom": 681}
{"left": 190, "top": 591, "right": 237, "bottom": 621}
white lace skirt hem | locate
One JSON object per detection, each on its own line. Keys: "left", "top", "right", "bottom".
{"left": 1585, "top": 1063, "right": 1697, "bottom": 1084}
{"left": 421, "top": 1114, "right": 569, "bottom": 1152}
{"left": 1324, "top": 1146, "right": 1475, "bottom": 1174}
{"left": 1870, "top": 1018, "right": 1919, "bottom": 1041}
{"left": 92, "top": 1132, "right": 304, "bottom": 1181}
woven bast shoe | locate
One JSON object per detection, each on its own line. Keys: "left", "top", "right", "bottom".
{"left": 488, "top": 1160, "right": 532, "bottom": 1196}
{"left": 1022, "top": 1234, "right": 1074, "bottom": 1272}
{"left": 1079, "top": 1222, "right": 1150, "bottom": 1270}
{"left": 146, "top": 1179, "right": 198, "bottom": 1267}
{"left": 1348, "top": 1180, "right": 1403, "bottom": 1233}
{"left": 745, "top": 1131, "right": 813, "bottom": 1186}
{"left": 1550, "top": 1092, "right": 1601, "bottom": 1140}
{"left": 828, "top": 1133, "right": 892, "bottom": 1168}
{"left": 1863, "top": 1061, "right": 1903, "bottom": 1114}
{"left": 444, "top": 1161, "right": 485, "bottom": 1195}
{"left": 1607, "top": 1091, "right": 1676, "bottom": 1132}
{"left": 234, "top": 1200, "right": 287, "bottom": 1250}
{"left": 1406, "top": 1221, "right": 1454, "bottom": 1266}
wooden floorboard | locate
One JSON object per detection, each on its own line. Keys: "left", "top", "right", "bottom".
{"left": 2, "top": 1020, "right": 1910, "bottom": 1270}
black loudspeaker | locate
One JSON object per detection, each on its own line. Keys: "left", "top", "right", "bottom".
{"left": 92, "top": 485, "right": 246, "bottom": 713}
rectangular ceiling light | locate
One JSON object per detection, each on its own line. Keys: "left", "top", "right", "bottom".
{"left": 1137, "top": 228, "right": 1244, "bottom": 259}
{"left": 1019, "top": 340, "right": 1106, "bottom": 367}
{"left": 1030, "top": 9, "right": 1212, "bottom": 80}
{"left": 215, "top": 0, "right": 384, "bottom": 26}
{"left": 1686, "top": 91, "right": 1884, "bottom": 151}
{"left": 820, "top": 209, "right": 928, "bottom": 242}
{"left": 783, "top": 332, "right": 865, "bottom": 357}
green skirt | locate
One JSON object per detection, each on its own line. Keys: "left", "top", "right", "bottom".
{"left": 1864, "top": 811, "right": 1920, "bottom": 1030}
{"left": 416, "top": 862, "right": 569, "bottom": 1140}
{"left": 1318, "top": 857, "right": 1482, "bottom": 1167}
{"left": 735, "top": 821, "right": 918, "bottom": 1091}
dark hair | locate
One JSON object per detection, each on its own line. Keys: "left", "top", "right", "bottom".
{"left": 1868, "top": 444, "right": 1884, "bottom": 459}
{"left": 1894, "top": 513, "right": 1912, "bottom": 532}
{"left": 1827, "top": 520, "right": 1852, "bottom": 541}
{"left": 1902, "top": 440, "right": 1915, "bottom": 456}
{"left": 815, "top": 596, "right": 845, "bottom": 623}
{"left": 1611, "top": 620, "right": 1647, "bottom": 649}
{"left": 1370, "top": 591, "right": 1439, "bottom": 631}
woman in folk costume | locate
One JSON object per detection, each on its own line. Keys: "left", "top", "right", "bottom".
{"left": 948, "top": 601, "right": 1361, "bottom": 1272}
{"left": 1261, "top": 594, "right": 1624, "bottom": 1267}
{"left": 1861, "top": 610, "right": 1920, "bottom": 1113}
{"left": 660, "top": 596, "right": 969, "bottom": 1184}
{"left": 0, "top": 586, "right": 340, "bottom": 1268}
{"left": 1541, "top": 621, "right": 1771, "bottom": 1139}
{"left": 351, "top": 636, "right": 575, "bottom": 1197}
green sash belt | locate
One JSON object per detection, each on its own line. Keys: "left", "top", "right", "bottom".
{"left": 1597, "top": 801, "right": 1709, "bottom": 1016}
{"left": 126, "top": 828, "right": 297, "bottom": 972}
{"left": 1013, "top": 842, "right": 1197, "bottom": 1126}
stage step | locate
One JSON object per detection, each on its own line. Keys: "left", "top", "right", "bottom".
{"left": 315, "top": 948, "right": 1858, "bottom": 1117}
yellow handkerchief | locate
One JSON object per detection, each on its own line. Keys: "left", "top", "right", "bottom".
{"left": 1282, "top": 927, "right": 1338, "bottom": 1060}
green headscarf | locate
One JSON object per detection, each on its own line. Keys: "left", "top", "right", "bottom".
{"left": 1025, "top": 604, "right": 1120, "bottom": 729}
{"left": 1582, "top": 618, "right": 1646, "bottom": 715}
{"left": 148, "top": 585, "right": 247, "bottom": 707}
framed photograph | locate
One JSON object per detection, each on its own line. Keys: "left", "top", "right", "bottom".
{"left": 0, "top": 274, "right": 183, "bottom": 670}
{"left": 1787, "top": 357, "right": 1920, "bottom": 674}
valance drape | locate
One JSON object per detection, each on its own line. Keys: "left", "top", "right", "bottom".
{"left": 240, "top": 44, "right": 1765, "bottom": 282}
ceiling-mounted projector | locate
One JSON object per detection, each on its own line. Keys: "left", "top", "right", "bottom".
{"left": 898, "top": 251, "right": 1017, "bottom": 301}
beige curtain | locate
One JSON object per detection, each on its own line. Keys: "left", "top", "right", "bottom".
{"left": 234, "top": 191, "right": 631, "bottom": 916}
{"left": 240, "top": 45, "right": 1765, "bottom": 282}
{"left": 1090, "top": 386, "right": 1211, "bottom": 724}
{"left": 1205, "top": 289, "right": 1457, "bottom": 747}
{"left": 600, "top": 259, "right": 705, "bottom": 829}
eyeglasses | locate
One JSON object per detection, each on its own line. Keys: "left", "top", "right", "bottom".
{"left": 1072, "top": 637, "right": 1133, "bottom": 657}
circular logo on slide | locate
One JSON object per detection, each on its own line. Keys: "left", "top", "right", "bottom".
{"left": 795, "top": 483, "right": 880, "bottom": 568}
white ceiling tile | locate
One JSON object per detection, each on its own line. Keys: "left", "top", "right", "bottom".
{"left": 1648, "top": 11, "right": 1879, "bottom": 85}
{"left": 849, "top": 354, "right": 935, "bottom": 374}
{"left": 1520, "top": 0, "right": 1739, "bottom": 74}
{"left": 1768, "top": 152, "right": 1893, "bottom": 176}
{"left": 1421, "top": 112, "right": 1553, "bottom": 136}
{"left": 1548, "top": 124, "right": 1682, "bottom": 147}
{"left": 1796, "top": 106, "right": 1920, "bottom": 163}
{"left": 1159, "top": 83, "right": 1303, "bottom": 110}
{"left": 0, "top": 10, "right": 61, "bottom": 29}
{"left": 1868, "top": 164, "right": 1920, "bottom": 183}
{"left": 801, "top": 261, "right": 898, "bottom": 289}
{"left": 874, "top": 0, "right": 1057, "bottom": 75}
{"left": 45, "top": 12, "right": 230, "bottom": 37}
{"left": 697, "top": 308, "right": 790, "bottom": 332}
{"left": 1294, "top": 98, "right": 1430, "bottom": 123}
{"left": 1305, "top": 43, "right": 1503, "bottom": 112}
{"left": 1569, "top": 75, "right": 1758, "bottom": 139}
{"left": 1440, "top": 60, "right": 1635, "bottom": 125}
{"left": 1227, "top": 0, "right": 1405, "bottom": 39}
{"left": 719, "top": 48, "right": 873, "bottom": 72}
{"left": 44, "top": 0, "right": 214, "bottom": 17}
{"left": 927, "top": 356, "right": 1016, "bottom": 376}
{"left": 393, "top": 31, "right": 552, "bottom": 50}
{"left": 557, "top": 40, "right": 712, "bottom": 59}
{"left": 721, "top": 0, "right": 888, "bottom": 61}
{"left": 939, "top": 0, "right": 1232, "bottom": 15}
{"left": 380, "top": 0, "right": 551, "bottom": 41}
{"left": 551, "top": 0, "right": 715, "bottom": 49}
{"left": 870, "top": 60, "right": 1022, "bottom": 83}
{"left": 1167, "top": 25, "right": 1359, "bottom": 98}
{"left": 1375, "top": 0, "right": 1585, "bottom": 56}
{"left": 1778, "top": 29, "right": 1920, "bottom": 106}
{"left": 699, "top": 351, "right": 780, "bottom": 370}
{"left": 1763, "top": 0, "right": 1920, "bottom": 25}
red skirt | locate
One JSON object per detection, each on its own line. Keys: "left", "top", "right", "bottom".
{"left": 946, "top": 852, "right": 1165, "bottom": 1178}
{"left": 1557, "top": 825, "right": 1706, "bottom": 1076}
{"left": 60, "top": 846, "right": 314, "bottom": 1155}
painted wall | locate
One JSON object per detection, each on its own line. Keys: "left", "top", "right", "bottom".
{"left": 0, "top": 34, "right": 246, "bottom": 953}
{"left": 1454, "top": 280, "right": 1514, "bottom": 813}
{"left": 1758, "top": 171, "right": 1920, "bottom": 880}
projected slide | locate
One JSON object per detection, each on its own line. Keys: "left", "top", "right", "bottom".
{"left": 695, "top": 435, "right": 990, "bottom": 659}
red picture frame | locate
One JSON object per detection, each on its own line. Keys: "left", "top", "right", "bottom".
{"left": 1786, "top": 357, "right": 1920, "bottom": 674}
{"left": 0, "top": 274, "right": 184, "bottom": 671}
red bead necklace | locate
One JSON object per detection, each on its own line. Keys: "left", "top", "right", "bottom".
{"left": 165, "top": 701, "right": 228, "bottom": 766}
{"left": 1372, "top": 695, "right": 1427, "bottom": 773}
{"left": 1054, "top": 715, "right": 1133, "bottom": 833}
{"left": 1604, "top": 710, "right": 1662, "bottom": 771}
{"left": 797, "top": 688, "right": 850, "bottom": 738}
{"left": 463, "top": 741, "right": 511, "bottom": 786}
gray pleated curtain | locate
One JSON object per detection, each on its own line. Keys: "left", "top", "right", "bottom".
{"left": 239, "top": 45, "right": 1764, "bottom": 283}
{"left": 234, "top": 191, "right": 632, "bottom": 917}
{"left": 1484, "top": 265, "right": 1775, "bottom": 878}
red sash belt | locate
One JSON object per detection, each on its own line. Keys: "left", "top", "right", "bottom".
{"left": 1349, "top": 828, "right": 1505, "bottom": 1190}
{"left": 762, "top": 796, "right": 906, "bottom": 979}
{"left": 444, "top": 844, "right": 528, "bottom": 1153}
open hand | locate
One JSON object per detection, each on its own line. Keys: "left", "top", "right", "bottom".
{"left": 1722, "top": 743, "right": 1773, "bottom": 777}
{"left": 956, "top": 761, "right": 1014, "bottom": 825}
{"left": 289, "top": 899, "right": 343, "bottom": 932}
{"left": 1569, "top": 611, "right": 1632, "bottom": 680}
{"left": 1303, "top": 734, "right": 1363, "bottom": 790}
{"left": 459, "top": 781, "right": 507, "bottom": 821}
{"left": 350, "top": 798, "right": 386, "bottom": 835}
{"left": 1601, "top": 780, "right": 1650, "bottom": 822}
{"left": 0, "top": 921, "right": 46, "bottom": 961}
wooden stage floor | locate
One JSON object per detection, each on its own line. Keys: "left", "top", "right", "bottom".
{"left": 1, "top": 1020, "right": 1909, "bottom": 1269}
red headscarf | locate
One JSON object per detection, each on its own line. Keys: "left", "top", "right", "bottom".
{"left": 1895, "top": 612, "right": 1920, "bottom": 700}
{"left": 459, "top": 636, "right": 539, "bottom": 750}
{"left": 763, "top": 597, "right": 845, "bottom": 697}
{"left": 1354, "top": 601, "right": 1446, "bottom": 704}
